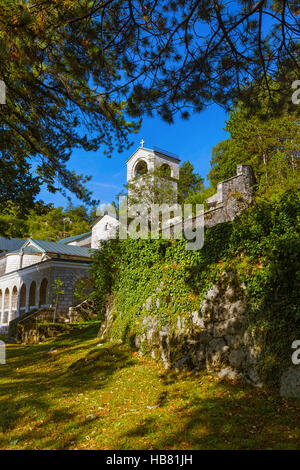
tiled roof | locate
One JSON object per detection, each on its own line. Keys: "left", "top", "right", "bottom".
{"left": 58, "top": 232, "right": 91, "bottom": 244}
{"left": 11, "top": 246, "right": 40, "bottom": 254}
{"left": 23, "top": 239, "right": 93, "bottom": 258}
{"left": 126, "top": 146, "right": 181, "bottom": 164}
{"left": 0, "top": 237, "right": 26, "bottom": 252}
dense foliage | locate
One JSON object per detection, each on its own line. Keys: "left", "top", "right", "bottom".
{"left": 0, "top": 202, "right": 94, "bottom": 241}
{"left": 178, "top": 162, "right": 204, "bottom": 204}
{"left": 92, "top": 189, "right": 300, "bottom": 384}
{"left": 208, "top": 98, "right": 300, "bottom": 197}
{"left": 1, "top": 1, "right": 299, "bottom": 220}
{"left": 0, "top": 0, "right": 138, "bottom": 218}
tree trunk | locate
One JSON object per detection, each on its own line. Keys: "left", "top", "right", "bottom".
{"left": 53, "top": 296, "right": 58, "bottom": 323}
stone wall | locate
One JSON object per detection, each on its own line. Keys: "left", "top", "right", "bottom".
{"left": 8, "top": 299, "right": 97, "bottom": 341}
{"left": 69, "top": 298, "right": 97, "bottom": 322}
{"left": 0, "top": 258, "right": 6, "bottom": 276}
{"left": 21, "top": 253, "right": 42, "bottom": 269}
{"left": 5, "top": 254, "right": 20, "bottom": 273}
{"left": 99, "top": 274, "right": 300, "bottom": 398}
{"left": 204, "top": 165, "right": 255, "bottom": 227}
{"left": 16, "top": 314, "right": 76, "bottom": 344}
{"left": 171, "top": 165, "right": 256, "bottom": 233}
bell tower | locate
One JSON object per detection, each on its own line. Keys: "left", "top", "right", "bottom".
{"left": 126, "top": 141, "right": 180, "bottom": 203}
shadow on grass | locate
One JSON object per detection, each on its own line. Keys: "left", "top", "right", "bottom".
{"left": 0, "top": 326, "right": 136, "bottom": 448}
{"left": 1, "top": 326, "right": 299, "bottom": 450}
{"left": 120, "top": 374, "right": 300, "bottom": 450}
{"left": 66, "top": 343, "right": 136, "bottom": 388}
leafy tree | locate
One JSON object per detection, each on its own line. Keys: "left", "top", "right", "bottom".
{"left": 0, "top": 0, "right": 139, "bottom": 217}
{"left": 52, "top": 278, "right": 64, "bottom": 323}
{"left": 26, "top": 205, "right": 91, "bottom": 241}
{"left": 178, "top": 161, "right": 204, "bottom": 203}
{"left": 0, "top": 202, "right": 94, "bottom": 240}
{"left": 73, "top": 278, "right": 95, "bottom": 305}
{"left": 126, "top": 166, "right": 177, "bottom": 206}
{"left": 0, "top": 0, "right": 299, "bottom": 222}
{"left": 27, "top": 0, "right": 297, "bottom": 121}
{"left": 0, "top": 157, "right": 40, "bottom": 235}
{"left": 183, "top": 186, "right": 216, "bottom": 207}
{"left": 208, "top": 99, "right": 300, "bottom": 197}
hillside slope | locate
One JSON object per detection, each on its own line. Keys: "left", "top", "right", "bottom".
{"left": 1, "top": 326, "right": 299, "bottom": 450}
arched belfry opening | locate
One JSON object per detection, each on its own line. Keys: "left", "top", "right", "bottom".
{"left": 134, "top": 160, "right": 148, "bottom": 177}
{"left": 3, "top": 288, "right": 9, "bottom": 323}
{"left": 126, "top": 145, "right": 180, "bottom": 204}
{"left": 158, "top": 163, "right": 172, "bottom": 179}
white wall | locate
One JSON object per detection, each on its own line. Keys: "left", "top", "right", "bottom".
{"left": 5, "top": 254, "right": 20, "bottom": 274}
{"left": 21, "top": 254, "right": 41, "bottom": 269}
{"left": 68, "top": 234, "right": 91, "bottom": 247}
{"left": 91, "top": 215, "right": 119, "bottom": 249}
{"left": 127, "top": 148, "right": 180, "bottom": 183}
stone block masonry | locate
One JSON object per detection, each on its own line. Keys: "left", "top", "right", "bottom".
{"left": 0, "top": 258, "right": 92, "bottom": 326}
{"left": 204, "top": 165, "right": 255, "bottom": 227}
{"left": 172, "top": 165, "right": 256, "bottom": 233}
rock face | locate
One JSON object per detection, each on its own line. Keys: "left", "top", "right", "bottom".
{"left": 17, "top": 321, "right": 72, "bottom": 344}
{"left": 280, "top": 366, "right": 300, "bottom": 399}
{"left": 131, "top": 273, "right": 263, "bottom": 386}
{"left": 100, "top": 274, "right": 298, "bottom": 398}
{"left": 69, "top": 298, "right": 97, "bottom": 322}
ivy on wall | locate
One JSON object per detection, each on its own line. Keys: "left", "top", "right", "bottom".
{"left": 92, "top": 189, "right": 300, "bottom": 383}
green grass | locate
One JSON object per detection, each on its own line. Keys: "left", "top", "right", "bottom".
{"left": 0, "top": 325, "right": 299, "bottom": 450}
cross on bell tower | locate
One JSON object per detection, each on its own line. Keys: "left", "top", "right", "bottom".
{"left": 126, "top": 144, "right": 180, "bottom": 204}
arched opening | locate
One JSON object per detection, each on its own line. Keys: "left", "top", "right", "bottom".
{"left": 11, "top": 286, "right": 18, "bottom": 320}
{"left": 134, "top": 160, "right": 148, "bottom": 177}
{"left": 20, "top": 284, "right": 26, "bottom": 311}
{"left": 158, "top": 163, "right": 172, "bottom": 178}
{"left": 0, "top": 289, "right": 2, "bottom": 322}
{"left": 29, "top": 281, "right": 36, "bottom": 308}
{"left": 39, "top": 278, "right": 48, "bottom": 306}
{"left": 3, "top": 288, "right": 9, "bottom": 323}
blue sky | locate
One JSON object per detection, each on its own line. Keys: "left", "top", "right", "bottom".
{"left": 38, "top": 103, "right": 229, "bottom": 209}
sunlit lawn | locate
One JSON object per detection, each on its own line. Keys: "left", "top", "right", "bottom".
{"left": 0, "top": 325, "right": 299, "bottom": 450}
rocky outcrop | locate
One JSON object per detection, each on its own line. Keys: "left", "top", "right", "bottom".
{"left": 8, "top": 299, "right": 97, "bottom": 344}
{"left": 131, "top": 273, "right": 263, "bottom": 387}
{"left": 98, "top": 271, "right": 300, "bottom": 398}
{"left": 17, "top": 321, "right": 71, "bottom": 344}
{"left": 69, "top": 298, "right": 97, "bottom": 322}
{"left": 280, "top": 366, "right": 300, "bottom": 399}
{"left": 97, "top": 295, "right": 116, "bottom": 339}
